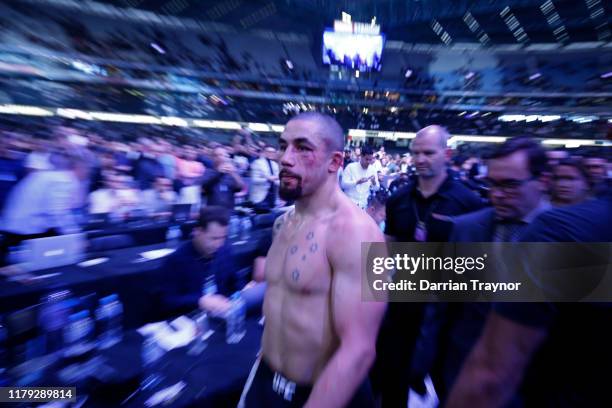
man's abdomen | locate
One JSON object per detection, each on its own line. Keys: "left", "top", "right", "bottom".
{"left": 262, "top": 288, "right": 337, "bottom": 385}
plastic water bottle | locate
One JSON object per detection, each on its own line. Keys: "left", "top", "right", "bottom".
{"left": 240, "top": 217, "right": 252, "bottom": 241}
{"left": 38, "top": 290, "right": 72, "bottom": 356}
{"left": 63, "top": 310, "right": 94, "bottom": 358}
{"left": 165, "top": 225, "right": 182, "bottom": 248}
{"left": 228, "top": 216, "right": 240, "bottom": 240}
{"left": 226, "top": 292, "right": 246, "bottom": 344}
{"left": 187, "top": 312, "right": 209, "bottom": 356}
{"left": 0, "top": 320, "right": 8, "bottom": 386}
{"left": 202, "top": 275, "right": 218, "bottom": 296}
{"left": 141, "top": 336, "right": 165, "bottom": 390}
{"left": 96, "top": 294, "right": 123, "bottom": 350}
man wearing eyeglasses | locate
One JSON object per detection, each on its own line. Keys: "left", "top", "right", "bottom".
{"left": 450, "top": 136, "right": 552, "bottom": 243}
{"left": 428, "top": 137, "right": 552, "bottom": 404}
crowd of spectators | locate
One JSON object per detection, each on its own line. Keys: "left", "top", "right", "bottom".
{"left": 0, "top": 114, "right": 610, "bottom": 405}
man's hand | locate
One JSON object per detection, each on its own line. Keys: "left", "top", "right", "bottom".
{"left": 356, "top": 177, "right": 369, "bottom": 185}
{"left": 198, "top": 294, "right": 231, "bottom": 315}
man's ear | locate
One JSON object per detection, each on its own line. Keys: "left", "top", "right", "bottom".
{"left": 328, "top": 151, "right": 344, "bottom": 173}
{"left": 444, "top": 148, "right": 453, "bottom": 162}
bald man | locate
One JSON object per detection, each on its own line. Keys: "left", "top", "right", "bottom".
{"left": 239, "top": 112, "right": 386, "bottom": 408}
{"left": 374, "top": 125, "right": 483, "bottom": 407}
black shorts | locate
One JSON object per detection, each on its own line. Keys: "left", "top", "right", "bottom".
{"left": 239, "top": 357, "right": 375, "bottom": 408}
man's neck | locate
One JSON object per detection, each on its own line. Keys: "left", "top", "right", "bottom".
{"left": 192, "top": 239, "right": 213, "bottom": 259}
{"left": 295, "top": 176, "right": 340, "bottom": 218}
{"left": 519, "top": 197, "right": 550, "bottom": 223}
{"left": 418, "top": 171, "right": 448, "bottom": 198}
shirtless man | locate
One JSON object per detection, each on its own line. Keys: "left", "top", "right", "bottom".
{"left": 239, "top": 112, "right": 386, "bottom": 408}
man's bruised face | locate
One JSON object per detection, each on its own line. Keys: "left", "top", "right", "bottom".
{"left": 278, "top": 119, "right": 332, "bottom": 201}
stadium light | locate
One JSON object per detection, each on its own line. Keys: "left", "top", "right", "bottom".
{"left": 89, "top": 112, "right": 162, "bottom": 124}
{"left": 57, "top": 108, "right": 93, "bottom": 120}
{"left": 529, "top": 72, "right": 542, "bottom": 80}
{"left": 248, "top": 123, "right": 272, "bottom": 132}
{"left": 448, "top": 135, "right": 507, "bottom": 144}
{"left": 193, "top": 120, "right": 242, "bottom": 130}
{"left": 161, "top": 116, "right": 188, "bottom": 127}
{"left": 0, "top": 104, "right": 53, "bottom": 116}
{"left": 1, "top": 104, "right": 609, "bottom": 147}
{"left": 150, "top": 42, "right": 166, "bottom": 54}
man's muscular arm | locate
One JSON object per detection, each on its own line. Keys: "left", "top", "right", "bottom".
{"left": 304, "top": 217, "right": 387, "bottom": 408}
{"left": 446, "top": 311, "right": 547, "bottom": 408}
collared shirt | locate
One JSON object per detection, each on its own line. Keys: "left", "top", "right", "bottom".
{"left": 493, "top": 200, "right": 552, "bottom": 242}
{"left": 200, "top": 169, "right": 242, "bottom": 208}
{"left": 1, "top": 170, "right": 80, "bottom": 235}
{"left": 159, "top": 240, "right": 242, "bottom": 315}
{"left": 385, "top": 172, "right": 483, "bottom": 242}
{"left": 341, "top": 162, "right": 379, "bottom": 208}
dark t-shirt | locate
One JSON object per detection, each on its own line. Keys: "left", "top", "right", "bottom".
{"left": 200, "top": 169, "right": 242, "bottom": 209}
{"left": 494, "top": 194, "right": 612, "bottom": 407}
{"left": 385, "top": 173, "right": 483, "bottom": 242}
{"left": 159, "top": 241, "right": 241, "bottom": 315}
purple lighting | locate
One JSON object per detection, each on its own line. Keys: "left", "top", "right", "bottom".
{"left": 601, "top": 72, "right": 612, "bottom": 79}
{"left": 150, "top": 42, "right": 165, "bottom": 54}
{"left": 529, "top": 72, "right": 542, "bottom": 81}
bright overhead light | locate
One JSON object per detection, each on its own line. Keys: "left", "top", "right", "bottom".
{"left": 0, "top": 104, "right": 53, "bottom": 116}
{"left": 542, "top": 139, "right": 598, "bottom": 147}
{"left": 193, "top": 120, "right": 242, "bottom": 130}
{"left": 57, "top": 108, "right": 93, "bottom": 120}
{"left": 89, "top": 112, "right": 162, "bottom": 124}
{"left": 150, "top": 42, "right": 165, "bottom": 54}
{"left": 160, "top": 116, "right": 188, "bottom": 127}
{"left": 529, "top": 72, "right": 542, "bottom": 80}
{"left": 248, "top": 123, "right": 271, "bottom": 132}
{"left": 349, "top": 129, "right": 367, "bottom": 137}
{"left": 448, "top": 135, "right": 507, "bottom": 144}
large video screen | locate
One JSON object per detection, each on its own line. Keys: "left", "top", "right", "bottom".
{"left": 322, "top": 30, "right": 384, "bottom": 72}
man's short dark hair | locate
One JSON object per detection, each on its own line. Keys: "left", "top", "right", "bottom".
{"left": 487, "top": 137, "right": 549, "bottom": 177}
{"left": 582, "top": 148, "right": 610, "bottom": 161}
{"left": 368, "top": 191, "right": 388, "bottom": 209}
{"left": 198, "top": 206, "right": 230, "bottom": 230}
{"left": 557, "top": 157, "right": 591, "bottom": 182}
{"left": 361, "top": 145, "right": 374, "bottom": 156}
{"left": 288, "top": 112, "right": 345, "bottom": 152}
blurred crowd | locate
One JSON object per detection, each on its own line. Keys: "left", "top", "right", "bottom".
{"left": 1, "top": 119, "right": 608, "bottom": 252}
{"left": 0, "top": 117, "right": 611, "bottom": 406}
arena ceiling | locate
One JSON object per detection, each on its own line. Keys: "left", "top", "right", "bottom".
{"left": 92, "top": 0, "right": 611, "bottom": 44}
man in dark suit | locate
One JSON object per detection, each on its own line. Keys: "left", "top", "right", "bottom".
{"left": 422, "top": 137, "right": 552, "bottom": 403}
{"left": 159, "top": 206, "right": 244, "bottom": 317}
{"left": 448, "top": 190, "right": 612, "bottom": 408}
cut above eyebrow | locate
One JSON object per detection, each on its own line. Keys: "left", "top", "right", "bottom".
{"left": 281, "top": 137, "right": 316, "bottom": 148}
